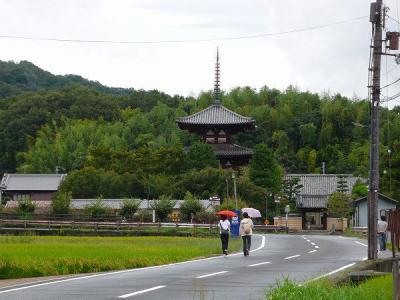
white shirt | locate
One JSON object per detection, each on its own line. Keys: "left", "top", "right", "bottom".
{"left": 378, "top": 220, "right": 388, "bottom": 233}
{"left": 219, "top": 220, "right": 230, "bottom": 233}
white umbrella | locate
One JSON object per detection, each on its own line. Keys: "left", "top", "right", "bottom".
{"left": 241, "top": 208, "right": 262, "bottom": 218}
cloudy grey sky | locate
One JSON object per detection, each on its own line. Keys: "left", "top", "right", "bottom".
{"left": 1, "top": 0, "right": 400, "bottom": 106}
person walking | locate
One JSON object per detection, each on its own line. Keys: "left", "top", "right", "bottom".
{"left": 240, "top": 212, "right": 254, "bottom": 256}
{"left": 219, "top": 215, "right": 230, "bottom": 255}
{"left": 378, "top": 215, "right": 388, "bottom": 251}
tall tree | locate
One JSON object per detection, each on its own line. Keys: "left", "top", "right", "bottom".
{"left": 249, "top": 144, "right": 283, "bottom": 194}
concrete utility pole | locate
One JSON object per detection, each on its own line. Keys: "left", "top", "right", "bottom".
{"left": 368, "top": 0, "right": 383, "bottom": 260}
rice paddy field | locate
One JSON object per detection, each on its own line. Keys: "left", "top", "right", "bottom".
{"left": 0, "top": 235, "right": 242, "bottom": 279}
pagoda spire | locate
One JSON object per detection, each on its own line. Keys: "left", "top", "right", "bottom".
{"left": 214, "top": 47, "right": 221, "bottom": 105}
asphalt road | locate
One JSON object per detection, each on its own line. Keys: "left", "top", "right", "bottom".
{"left": 0, "top": 234, "right": 368, "bottom": 300}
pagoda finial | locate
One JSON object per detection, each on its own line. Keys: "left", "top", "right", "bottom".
{"left": 214, "top": 47, "right": 221, "bottom": 105}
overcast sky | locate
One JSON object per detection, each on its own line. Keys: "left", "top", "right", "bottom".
{"left": 1, "top": 0, "right": 400, "bottom": 107}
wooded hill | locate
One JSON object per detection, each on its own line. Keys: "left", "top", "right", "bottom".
{"left": 0, "top": 60, "right": 399, "bottom": 214}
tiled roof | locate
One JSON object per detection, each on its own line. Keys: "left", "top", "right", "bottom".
{"left": 296, "top": 195, "right": 328, "bottom": 208}
{"left": 176, "top": 105, "right": 255, "bottom": 127}
{"left": 211, "top": 143, "right": 253, "bottom": 157}
{"left": 285, "top": 174, "right": 363, "bottom": 196}
{"left": 71, "top": 199, "right": 220, "bottom": 211}
{"left": 0, "top": 174, "right": 67, "bottom": 191}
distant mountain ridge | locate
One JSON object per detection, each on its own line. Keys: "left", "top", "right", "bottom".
{"left": 0, "top": 60, "right": 132, "bottom": 99}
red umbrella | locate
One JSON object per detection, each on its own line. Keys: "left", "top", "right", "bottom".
{"left": 216, "top": 210, "right": 237, "bottom": 217}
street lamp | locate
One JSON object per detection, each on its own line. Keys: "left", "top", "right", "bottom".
{"left": 225, "top": 178, "right": 229, "bottom": 206}
{"left": 232, "top": 172, "right": 237, "bottom": 210}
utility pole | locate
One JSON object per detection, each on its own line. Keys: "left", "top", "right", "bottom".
{"left": 368, "top": 0, "right": 400, "bottom": 260}
{"left": 368, "top": 0, "right": 382, "bottom": 260}
{"left": 232, "top": 172, "right": 237, "bottom": 210}
{"left": 368, "top": 0, "right": 383, "bottom": 260}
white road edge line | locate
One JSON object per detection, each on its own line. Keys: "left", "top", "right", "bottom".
{"left": 284, "top": 254, "right": 301, "bottom": 260}
{"left": 355, "top": 241, "right": 368, "bottom": 247}
{"left": 248, "top": 262, "right": 271, "bottom": 267}
{"left": 196, "top": 271, "right": 228, "bottom": 279}
{"left": 118, "top": 286, "right": 166, "bottom": 298}
{"left": 308, "top": 250, "right": 317, "bottom": 253}
{"left": 0, "top": 235, "right": 266, "bottom": 294}
{"left": 307, "top": 263, "right": 356, "bottom": 282}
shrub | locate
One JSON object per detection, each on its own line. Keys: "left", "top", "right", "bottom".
{"left": 180, "top": 192, "right": 203, "bottom": 222}
{"left": 120, "top": 199, "right": 141, "bottom": 220}
{"left": 52, "top": 191, "right": 72, "bottom": 215}
{"left": 327, "top": 192, "right": 352, "bottom": 218}
{"left": 84, "top": 198, "right": 107, "bottom": 219}
{"left": 135, "top": 209, "right": 153, "bottom": 222}
{"left": 18, "top": 196, "right": 35, "bottom": 216}
{"left": 151, "top": 195, "right": 176, "bottom": 222}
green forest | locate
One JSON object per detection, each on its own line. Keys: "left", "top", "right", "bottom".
{"left": 0, "top": 60, "right": 399, "bottom": 216}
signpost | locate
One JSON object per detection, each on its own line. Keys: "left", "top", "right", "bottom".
{"left": 284, "top": 205, "right": 290, "bottom": 233}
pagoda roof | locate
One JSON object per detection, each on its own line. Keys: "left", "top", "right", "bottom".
{"left": 211, "top": 143, "right": 253, "bottom": 158}
{"left": 176, "top": 104, "right": 255, "bottom": 129}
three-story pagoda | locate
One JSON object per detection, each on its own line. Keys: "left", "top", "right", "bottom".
{"left": 176, "top": 50, "right": 255, "bottom": 168}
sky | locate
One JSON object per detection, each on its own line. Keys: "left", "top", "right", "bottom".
{"left": 1, "top": 0, "right": 400, "bottom": 107}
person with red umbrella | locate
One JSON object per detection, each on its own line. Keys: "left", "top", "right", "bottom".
{"left": 216, "top": 210, "right": 236, "bottom": 255}
{"left": 219, "top": 215, "right": 230, "bottom": 255}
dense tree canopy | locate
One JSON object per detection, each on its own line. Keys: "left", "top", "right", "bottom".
{"left": 1, "top": 60, "right": 400, "bottom": 207}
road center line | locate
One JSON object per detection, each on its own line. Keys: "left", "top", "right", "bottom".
{"left": 306, "top": 240, "right": 311, "bottom": 242}
{"left": 118, "top": 286, "right": 166, "bottom": 298}
{"left": 355, "top": 241, "right": 368, "bottom": 247}
{"left": 196, "top": 271, "right": 228, "bottom": 279}
{"left": 315, "top": 246, "right": 319, "bottom": 249}
{"left": 248, "top": 261, "right": 271, "bottom": 267}
{"left": 308, "top": 250, "right": 317, "bottom": 253}
{"left": 284, "top": 254, "right": 301, "bottom": 260}
{"left": 311, "top": 242, "right": 316, "bottom": 245}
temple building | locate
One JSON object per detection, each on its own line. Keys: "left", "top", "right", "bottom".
{"left": 176, "top": 50, "right": 255, "bottom": 168}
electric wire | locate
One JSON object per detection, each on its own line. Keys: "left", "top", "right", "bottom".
{"left": 0, "top": 15, "right": 368, "bottom": 45}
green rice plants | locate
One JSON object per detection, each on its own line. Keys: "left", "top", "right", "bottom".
{"left": 266, "top": 275, "right": 392, "bottom": 300}
{"left": 0, "top": 235, "right": 242, "bottom": 279}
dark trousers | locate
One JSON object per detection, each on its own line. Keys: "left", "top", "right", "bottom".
{"left": 378, "top": 232, "right": 387, "bottom": 251}
{"left": 220, "top": 232, "right": 229, "bottom": 252}
{"left": 242, "top": 235, "right": 252, "bottom": 253}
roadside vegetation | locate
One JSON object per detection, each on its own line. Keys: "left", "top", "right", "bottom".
{"left": 266, "top": 275, "right": 391, "bottom": 300}
{"left": 0, "top": 235, "right": 242, "bottom": 279}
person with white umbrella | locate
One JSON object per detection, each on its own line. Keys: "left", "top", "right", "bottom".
{"left": 239, "top": 212, "right": 254, "bottom": 256}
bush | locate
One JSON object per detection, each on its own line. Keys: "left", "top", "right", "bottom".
{"left": 180, "top": 192, "right": 203, "bottom": 222}
{"left": 327, "top": 192, "right": 352, "bottom": 218}
{"left": 84, "top": 198, "right": 107, "bottom": 219}
{"left": 18, "top": 197, "right": 35, "bottom": 216}
{"left": 52, "top": 191, "right": 72, "bottom": 215}
{"left": 120, "top": 199, "right": 141, "bottom": 220}
{"left": 151, "top": 196, "right": 176, "bottom": 222}
{"left": 135, "top": 209, "right": 153, "bottom": 222}
{"left": 193, "top": 210, "right": 217, "bottom": 224}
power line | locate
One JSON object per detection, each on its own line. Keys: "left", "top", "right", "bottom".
{"left": 380, "top": 76, "right": 400, "bottom": 89}
{"left": 0, "top": 15, "right": 367, "bottom": 45}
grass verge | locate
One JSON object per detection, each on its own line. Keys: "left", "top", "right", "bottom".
{"left": 266, "top": 275, "right": 392, "bottom": 300}
{"left": 0, "top": 235, "right": 242, "bottom": 279}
